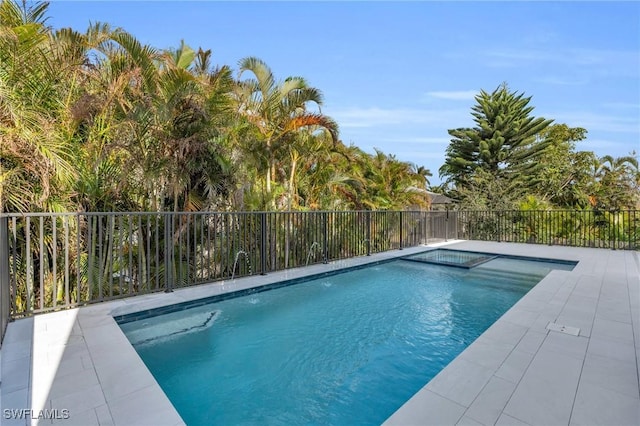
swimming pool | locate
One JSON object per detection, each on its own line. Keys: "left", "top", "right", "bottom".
{"left": 117, "top": 250, "right": 575, "bottom": 425}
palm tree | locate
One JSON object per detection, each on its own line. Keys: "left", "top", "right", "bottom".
{"left": 153, "top": 41, "right": 237, "bottom": 212}
{"left": 293, "top": 142, "right": 362, "bottom": 210}
{"left": 412, "top": 164, "right": 432, "bottom": 188}
{"left": 360, "top": 150, "right": 430, "bottom": 210}
{"left": 236, "top": 57, "right": 338, "bottom": 209}
{"left": 594, "top": 154, "right": 639, "bottom": 210}
{"left": 0, "top": 0, "right": 82, "bottom": 212}
{"left": 62, "top": 23, "right": 162, "bottom": 211}
{"left": 281, "top": 126, "right": 337, "bottom": 210}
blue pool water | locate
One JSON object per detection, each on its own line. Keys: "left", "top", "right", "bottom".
{"left": 118, "top": 253, "right": 574, "bottom": 425}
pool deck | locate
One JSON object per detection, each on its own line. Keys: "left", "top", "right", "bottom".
{"left": 1, "top": 241, "right": 638, "bottom": 425}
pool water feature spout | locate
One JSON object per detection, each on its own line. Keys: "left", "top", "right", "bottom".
{"left": 363, "top": 239, "right": 371, "bottom": 256}
{"left": 306, "top": 242, "right": 323, "bottom": 266}
{"left": 232, "top": 250, "right": 252, "bottom": 280}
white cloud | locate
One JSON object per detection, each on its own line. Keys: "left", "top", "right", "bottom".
{"left": 580, "top": 139, "right": 635, "bottom": 151}
{"left": 550, "top": 111, "right": 640, "bottom": 134}
{"left": 535, "top": 76, "right": 589, "bottom": 86}
{"left": 389, "top": 151, "right": 445, "bottom": 161}
{"left": 481, "top": 47, "right": 639, "bottom": 77}
{"left": 602, "top": 102, "right": 640, "bottom": 110}
{"left": 328, "top": 106, "right": 469, "bottom": 129}
{"left": 424, "top": 90, "right": 478, "bottom": 101}
{"left": 378, "top": 137, "right": 450, "bottom": 145}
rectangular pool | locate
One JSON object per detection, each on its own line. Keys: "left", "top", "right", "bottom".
{"left": 116, "top": 250, "right": 575, "bottom": 425}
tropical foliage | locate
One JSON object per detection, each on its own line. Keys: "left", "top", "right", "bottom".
{"left": 439, "top": 84, "right": 639, "bottom": 211}
{"left": 0, "top": 1, "right": 432, "bottom": 214}
{"left": 3, "top": 2, "right": 635, "bottom": 215}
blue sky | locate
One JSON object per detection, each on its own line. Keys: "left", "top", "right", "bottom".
{"left": 47, "top": 1, "right": 639, "bottom": 184}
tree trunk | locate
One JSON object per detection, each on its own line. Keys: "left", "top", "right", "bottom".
{"left": 265, "top": 167, "right": 271, "bottom": 198}
{"left": 287, "top": 152, "right": 298, "bottom": 211}
{"left": 265, "top": 138, "right": 277, "bottom": 210}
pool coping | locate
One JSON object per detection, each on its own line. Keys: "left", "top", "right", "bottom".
{"left": 1, "top": 240, "right": 638, "bottom": 425}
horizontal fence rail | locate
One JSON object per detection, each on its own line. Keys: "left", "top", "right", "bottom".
{"left": 0, "top": 210, "right": 456, "bottom": 319}
{"left": 0, "top": 209, "right": 636, "bottom": 330}
{"left": 458, "top": 210, "right": 639, "bottom": 250}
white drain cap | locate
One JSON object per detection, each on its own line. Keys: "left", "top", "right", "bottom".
{"left": 546, "top": 322, "right": 580, "bottom": 336}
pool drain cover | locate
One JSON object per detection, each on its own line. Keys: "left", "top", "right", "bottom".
{"left": 546, "top": 322, "right": 580, "bottom": 336}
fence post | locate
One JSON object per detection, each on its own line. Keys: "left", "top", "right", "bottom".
{"left": 399, "top": 211, "right": 404, "bottom": 250}
{"left": 430, "top": 211, "right": 434, "bottom": 242}
{"left": 423, "top": 211, "right": 428, "bottom": 244}
{"left": 322, "top": 212, "right": 328, "bottom": 263}
{"left": 0, "top": 216, "right": 10, "bottom": 346}
{"left": 629, "top": 210, "right": 640, "bottom": 250}
{"left": 454, "top": 210, "right": 459, "bottom": 240}
{"left": 366, "top": 211, "right": 371, "bottom": 256}
{"left": 445, "top": 208, "right": 449, "bottom": 242}
{"left": 164, "top": 214, "right": 173, "bottom": 292}
{"left": 547, "top": 211, "right": 553, "bottom": 246}
{"left": 611, "top": 210, "right": 617, "bottom": 250}
{"left": 260, "top": 212, "right": 268, "bottom": 274}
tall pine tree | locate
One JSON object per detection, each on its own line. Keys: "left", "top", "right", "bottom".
{"left": 439, "top": 84, "right": 553, "bottom": 201}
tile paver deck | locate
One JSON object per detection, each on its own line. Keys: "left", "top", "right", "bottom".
{"left": 1, "top": 241, "right": 638, "bottom": 425}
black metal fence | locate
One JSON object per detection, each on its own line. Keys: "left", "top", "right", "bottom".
{"left": 0, "top": 210, "right": 457, "bottom": 322}
{"left": 458, "top": 210, "right": 639, "bottom": 250}
{"left": 1, "top": 209, "right": 637, "bottom": 345}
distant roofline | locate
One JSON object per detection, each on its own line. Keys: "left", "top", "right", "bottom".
{"left": 427, "top": 191, "right": 455, "bottom": 204}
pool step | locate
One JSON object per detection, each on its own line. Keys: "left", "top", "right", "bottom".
{"left": 402, "top": 254, "right": 497, "bottom": 269}
{"left": 465, "top": 267, "right": 545, "bottom": 288}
